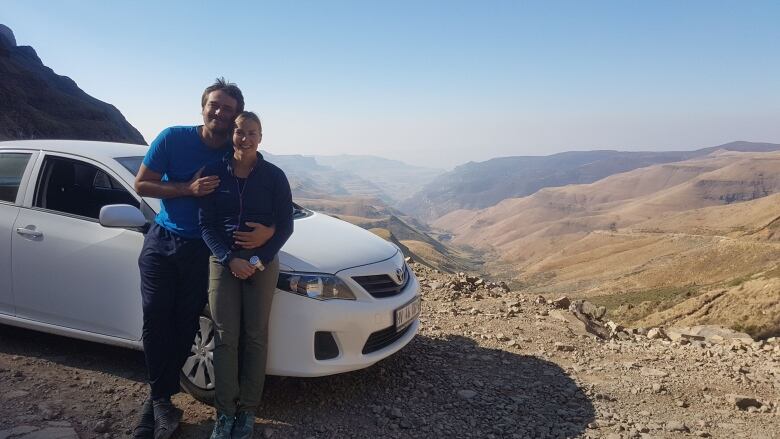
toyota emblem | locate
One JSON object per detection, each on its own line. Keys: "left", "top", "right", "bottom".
{"left": 394, "top": 267, "right": 406, "bottom": 285}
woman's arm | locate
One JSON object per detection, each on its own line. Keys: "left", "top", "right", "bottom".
{"left": 252, "top": 170, "right": 294, "bottom": 264}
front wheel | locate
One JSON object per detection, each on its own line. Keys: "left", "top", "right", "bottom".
{"left": 179, "top": 314, "right": 216, "bottom": 404}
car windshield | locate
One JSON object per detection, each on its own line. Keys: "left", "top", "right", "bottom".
{"left": 113, "top": 155, "right": 310, "bottom": 219}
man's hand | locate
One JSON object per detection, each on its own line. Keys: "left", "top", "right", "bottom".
{"left": 135, "top": 164, "right": 220, "bottom": 199}
{"left": 187, "top": 167, "right": 220, "bottom": 197}
{"left": 228, "top": 258, "right": 256, "bottom": 279}
{"left": 234, "top": 222, "right": 275, "bottom": 249}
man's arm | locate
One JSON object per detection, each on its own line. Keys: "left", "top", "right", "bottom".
{"left": 134, "top": 164, "right": 220, "bottom": 199}
{"left": 234, "top": 222, "right": 275, "bottom": 249}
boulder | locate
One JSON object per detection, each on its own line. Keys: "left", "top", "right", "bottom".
{"left": 647, "top": 328, "right": 669, "bottom": 340}
{"left": 666, "top": 422, "right": 689, "bottom": 433}
{"left": 569, "top": 300, "right": 606, "bottom": 321}
{"left": 551, "top": 296, "right": 571, "bottom": 309}
{"left": 668, "top": 326, "right": 752, "bottom": 344}
{"left": 726, "top": 394, "right": 762, "bottom": 411}
{"left": 550, "top": 309, "right": 610, "bottom": 339}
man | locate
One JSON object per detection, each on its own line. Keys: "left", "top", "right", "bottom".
{"left": 133, "top": 78, "right": 274, "bottom": 439}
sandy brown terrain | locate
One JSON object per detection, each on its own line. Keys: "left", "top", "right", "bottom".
{"left": 1, "top": 265, "right": 778, "bottom": 439}
{"left": 431, "top": 151, "right": 780, "bottom": 337}
{"left": 434, "top": 152, "right": 780, "bottom": 258}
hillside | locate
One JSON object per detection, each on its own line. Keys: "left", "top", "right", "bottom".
{"left": 434, "top": 152, "right": 780, "bottom": 257}
{"left": 0, "top": 25, "right": 145, "bottom": 144}
{"left": 402, "top": 142, "right": 780, "bottom": 222}
{"left": 267, "top": 153, "right": 390, "bottom": 201}
{"left": 290, "top": 194, "right": 476, "bottom": 273}
{"left": 313, "top": 154, "right": 443, "bottom": 203}
{"left": 433, "top": 151, "right": 780, "bottom": 338}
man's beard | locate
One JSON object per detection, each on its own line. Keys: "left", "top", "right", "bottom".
{"left": 208, "top": 118, "right": 232, "bottom": 136}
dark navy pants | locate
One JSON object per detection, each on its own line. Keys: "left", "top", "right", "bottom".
{"left": 138, "top": 223, "right": 210, "bottom": 399}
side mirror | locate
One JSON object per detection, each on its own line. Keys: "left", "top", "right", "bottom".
{"left": 99, "top": 204, "right": 148, "bottom": 228}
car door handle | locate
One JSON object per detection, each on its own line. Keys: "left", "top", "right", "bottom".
{"left": 16, "top": 227, "right": 43, "bottom": 238}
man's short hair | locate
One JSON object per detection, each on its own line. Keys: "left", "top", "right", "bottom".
{"left": 201, "top": 77, "right": 244, "bottom": 114}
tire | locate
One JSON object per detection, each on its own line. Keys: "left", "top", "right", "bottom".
{"left": 179, "top": 312, "right": 216, "bottom": 405}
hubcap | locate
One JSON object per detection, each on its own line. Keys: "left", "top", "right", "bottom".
{"left": 182, "top": 316, "right": 215, "bottom": 390}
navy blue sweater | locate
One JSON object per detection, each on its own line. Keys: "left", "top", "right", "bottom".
{"left": 199, "top": 152, "right": 293, "bottom": 265}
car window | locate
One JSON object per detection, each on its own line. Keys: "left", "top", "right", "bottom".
{"left": 0, "top": 152, "right": 32, "bottom": 203}
{"left": 34, "top": 156, "right": 140, "bottom": 220}
{"left": 93, "top": 170, "right": 113, "bottom": 189}
{"left": 115, "top": 156, "right": 144, "bottom": 176}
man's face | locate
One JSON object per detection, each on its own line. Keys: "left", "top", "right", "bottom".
{"left": 201, "top": 90, "right": 238, "bottom": 135}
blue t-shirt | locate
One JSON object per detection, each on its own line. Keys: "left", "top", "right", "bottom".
{"left": 142, "top": 126, "right": 230, "bottom": 239}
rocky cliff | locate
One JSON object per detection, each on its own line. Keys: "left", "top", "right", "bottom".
{"left": 0, "top": 25, "right": 145, "bottom": 144}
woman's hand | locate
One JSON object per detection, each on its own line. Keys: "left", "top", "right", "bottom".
{"left": 234, "top": 222, "right": 275, "bottom": 249}
{"left": 228, "top": 258, "right": 256, "bottom": 279}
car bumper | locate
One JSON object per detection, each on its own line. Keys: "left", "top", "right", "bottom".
{"left": 266, "top": 262, "right": 420, "bottom": 377}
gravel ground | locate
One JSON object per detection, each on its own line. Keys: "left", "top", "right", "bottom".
{"left": 1, "top": 264, "right": 778, "bottom": 439}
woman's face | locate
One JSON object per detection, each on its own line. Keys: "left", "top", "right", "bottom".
{"left": 233, "top": 118, "right": 262, "bottom": 152}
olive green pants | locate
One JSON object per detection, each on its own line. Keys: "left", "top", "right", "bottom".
{"left": 209, "top": 252, "right": 279, "bottom": 415}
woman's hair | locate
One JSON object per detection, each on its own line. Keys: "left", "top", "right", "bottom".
{"left": 234, "top": 111, "right": 262, "bottom": 132}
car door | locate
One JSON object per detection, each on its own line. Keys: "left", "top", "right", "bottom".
{"left": 12, "top": 152, "right": 148, "bottom": 340}
{"left": 0, "top": 150, "right": 37, "bottom": 316}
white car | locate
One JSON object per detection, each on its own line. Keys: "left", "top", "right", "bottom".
{"left": 0, "top": 140, "right": 420, "bottom": 402}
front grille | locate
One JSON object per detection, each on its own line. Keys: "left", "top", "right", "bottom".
{"left": 362, "top": 323, "right": 414, "bottom": 354}
{"left": 353, "top": 265, "right": 410, "bottom": 298}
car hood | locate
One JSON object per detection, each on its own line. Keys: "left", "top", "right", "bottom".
{"left": 278, "top": 211, "right": 398, "bottom": 274}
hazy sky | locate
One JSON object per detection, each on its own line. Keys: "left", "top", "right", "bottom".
{"left": 3, "top": 1, "right": 780, "bottom": 168}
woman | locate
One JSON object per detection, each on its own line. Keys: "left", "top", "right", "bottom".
{"left": 199, "top": 111, "right": 293, "bottom": 439}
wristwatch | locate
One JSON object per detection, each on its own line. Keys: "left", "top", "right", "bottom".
{"left": 249, "top": 256, "right": 265, "bottom": 271}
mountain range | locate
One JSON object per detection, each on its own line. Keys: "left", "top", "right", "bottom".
{"left": 399, "top": 142, "right": 780, "bottom": 222}
{"left": 313, "top": 154, "right": 443, "bottom": 203}
{"left": 265, "top": 153, "right": 442, "bottom": 205}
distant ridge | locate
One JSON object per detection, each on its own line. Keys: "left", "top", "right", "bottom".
{"left": 400, "top": 141, "right": 780, "bottom": 222}
{"left": 313, "top": 154, "right": 443, "bottom": 203}
{"left": 0, "top": 24, "right": 145, "bottom": 144}
{"left": 697, "top": 141, "right": 780, "bottom": 154}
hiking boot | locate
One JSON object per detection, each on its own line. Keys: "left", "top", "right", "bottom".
{"left": 209, "top": 413, "right": 235, "bottom": 439}
{"left": 152, "top": 399, "right": 182, "bottom": 439}
{"left": 232, "top": 411, "right": 255, "bottom": 439}
{"left": 132, "top": 398, "right": 154, "bottom": 439}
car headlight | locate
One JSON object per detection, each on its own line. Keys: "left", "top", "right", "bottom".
{"left": 276, "top": 272, "right": 357, "bottom": 300}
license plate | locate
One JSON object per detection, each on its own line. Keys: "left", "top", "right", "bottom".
{"left": 395, "top": 297, "right": 421, "bottom": 331}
